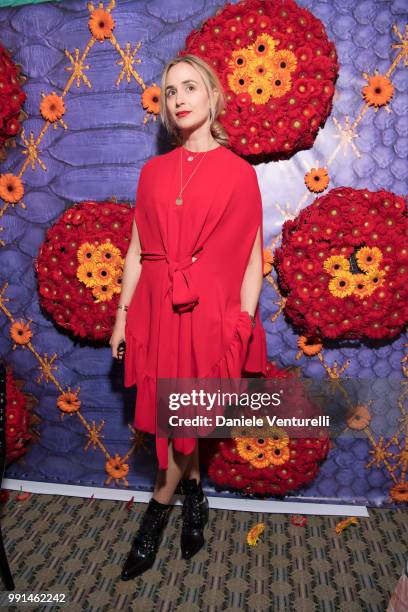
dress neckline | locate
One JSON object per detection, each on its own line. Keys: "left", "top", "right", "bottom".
{"left": 180, "top": 144, "right": 223, "bottom": 154}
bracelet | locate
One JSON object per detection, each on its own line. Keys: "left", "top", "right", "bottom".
{"left": 117, "top": 304, "right": 128, "bottom": 312}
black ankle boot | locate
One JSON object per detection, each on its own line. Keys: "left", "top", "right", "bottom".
{"left": 180, "top": 478, "right": 209, "bottom": 560}
{"left": 120, "top": 497, "right": 172, "bottom": 580}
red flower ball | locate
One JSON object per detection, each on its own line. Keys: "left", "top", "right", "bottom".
{"left": 5, "top": 367, "right": 32, "bottom": 465}
{"left": 36, "top": 201, "right": 133, "bottom": 341}
{"left": 0, "top": 44, "right": 26, "bottom": 160}
{"left": 203, "top": 362, "right": 330, "bottom": 497}
{"left": 180, "top": 0, "right": 338, "bottom": 161}
{"left": 274, "top": 187, "right": 408, "bottom": 341}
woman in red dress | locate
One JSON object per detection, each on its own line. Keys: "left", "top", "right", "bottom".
{"left": 110, "top": 54, "right": 267, "bottom": 579}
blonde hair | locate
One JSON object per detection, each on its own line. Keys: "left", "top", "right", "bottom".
{"left": 159, "top": 54, "right": 229, "bottom": 148}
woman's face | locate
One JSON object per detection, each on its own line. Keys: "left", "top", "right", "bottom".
{"left": 165, "top": 62, "right": 216, "bottom": 134}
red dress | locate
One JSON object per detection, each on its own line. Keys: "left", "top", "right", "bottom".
{"left": 124, "top": 144, "right": 268, "bottom": 469}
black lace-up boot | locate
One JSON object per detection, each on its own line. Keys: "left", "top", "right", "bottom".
{"left": 180, "top": 478, "right": 209, "bottom": 560}
{"left": 120, "top": 497, "right": 172, "bottom": 580}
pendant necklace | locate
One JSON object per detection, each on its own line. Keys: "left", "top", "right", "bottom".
{"left": 175, "top": 147, "right": 209, "bottom": 206}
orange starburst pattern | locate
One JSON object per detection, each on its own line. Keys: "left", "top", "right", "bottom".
{"left": 362, "top": 70, "right": 394, "bottom": 111}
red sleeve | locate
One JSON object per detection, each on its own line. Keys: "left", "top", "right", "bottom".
{"left": 241, "top": 167, "right": 268, "bottom": 376}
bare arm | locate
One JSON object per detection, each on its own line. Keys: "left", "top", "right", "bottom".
{"left": 110, "top": 218, "right": 142, "bottom": 357}
{"left": 240, "top": 226, "right": 263, "bottom": 317}
{"left": 115, "top": 218, "right": 143, "bottom": 324}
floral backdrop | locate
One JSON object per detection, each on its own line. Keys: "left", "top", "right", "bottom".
{"left": 0, "top": 0, "right": 407, "bottom": 506}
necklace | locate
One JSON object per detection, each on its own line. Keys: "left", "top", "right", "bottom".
{"left": 185, "top": 149, "right": 201, "bottom": 162}
{"left": 175, "top": 147, "right": 209, "bottom": 206}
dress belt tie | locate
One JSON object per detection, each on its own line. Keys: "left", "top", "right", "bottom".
{"left": 140, "top": 248, "right": 203, "bottom": 313}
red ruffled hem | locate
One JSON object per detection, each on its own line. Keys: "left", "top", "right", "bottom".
{"left": 124, "top": 310, "right": 266, "bottom": 469}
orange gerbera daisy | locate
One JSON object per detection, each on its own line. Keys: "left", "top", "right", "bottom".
{"left": 57, "top": 389, "right": 81, "bottom": 413}
{"left": 356, "top": 246, "right": 383, "bottom": 272}
{"left": 389, "top": 482, "right": 408, "bottom": 503}
{"left": 88, "top": 7, "right": 115, "bottom": 41}
{"left": 247, "top": 522, "right": 265, "bottom": 546}
{"left": 328, "top": 271, "right": 355, "bottom": 298}
{"left": 93, "top": 284, "right": 115, "bottom": 302}
{"left": 304, "top": 167, "right": 329, "bottom": 193}
{"left": 141, "top": 85, "right": 161, "bottom": 114}
{"left": 323, "top": 255, "right": 349, "bottom": 276}
{"left": 364, "top": 268, "right": 386, "bottom": 290}
{"left": 346, "top": 404, "right": 371, "bottom": 430}
{"left": 267, "top": 445, "right": 290, "bottom": 465}
{"left": 235, "top": 438, "right": 259, "bottom": 461}
{"left": 298, "top": 335, "right": 323, "bottom": 356}
{"left": 77, "top": 242, "right": 97, "bottom": 264}
{"left": 362, "top": 71, "right": 394, "bottom": 109}
{"left": 0, "top": 173, "right": 24, "bottom": 203}
{"left": 40, "top": 93, "right": 65, "bottom": 123}
{"left": 105, "top": 454, "right": 129, "bottom": 480}
{"left": 249, "top": 452, "right": 273, "bottom": 469}
{"left": 93, "top": 241, "right": 121, "bottom": 265}
{"left": 9, "top": 320, "right": 32, "bottom": 345}
{"left": 93, "top": 262, "right": 116, "bottom": 286}
{"left": 352, "top": 274, "right": 374, "bottom": 298}
{"left": 77, "top": 262, "right": 98, "bottom": 288}
{"left": 263, "top": 247, "right": 274, "bottom": 275}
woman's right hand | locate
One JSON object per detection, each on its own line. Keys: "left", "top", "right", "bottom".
{"left": 110, "top": 320, "right": 126, "bottom": 360}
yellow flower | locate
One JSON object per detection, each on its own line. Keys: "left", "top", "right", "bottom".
{"left": 93, "top": 241, "right": 122, "bottom": 265}
{"left": 77, "top": 242, "right": 97, "bottom": 264}
{"left": 93, "top": 284, "right": 115, "bottom": 302}
{"left": 268, "top": 49, "right": 297, "bottom": 73}
{"left": 364, "top": 268, "right": 386, "bottom": 290}
{"left": 267, "top": 69, "right": 291, "bottom": 98}
{"left": 266, "top": 445, "right": 290, "bottom": 465}
{"left": 247, "top": 522, "right": 265, "bottom": 546}
{"left": 0, "top": 173, "right": 24, "bottom": 203}
{"left": 252, "top": 33, "right": 276, "bottom": 57}
{"left": 249, "top": 453, "right": 273, "bottom": 469}
{"left": 93, "top": 262, "right": 116, "bottom": 286}
{"left": 353, "top": 274, "right": 375, "bottom": 298}
{"left": 77, "top": 262, "right": 98, "bottom": 288}
{"left": 356, "top": 246, "right": 383, "bottom": 272}
{"left": 328, "top": 271, "right": 355, "bottom": 298}
{"left": 247, "top": 76, "right": 271, "bottom": 105}
{"left": 88, "top": 8, "right": 115, "bottom": 41}
{"left": 235, "top": 438, "right": 259, "bottom": 461}
{"left": 323, "top": 255, "right": 349, "bottom": 276}
{"left": 266, "top": 427, "right": 290, "bottom": 449}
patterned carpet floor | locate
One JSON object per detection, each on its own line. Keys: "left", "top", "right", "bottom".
{"left": 0, "top": 493, "right": 407, "bottom": 611}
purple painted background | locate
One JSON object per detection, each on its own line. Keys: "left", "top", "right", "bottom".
{"left": 0, "top": 0, "right": 407, "bottom": 506}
